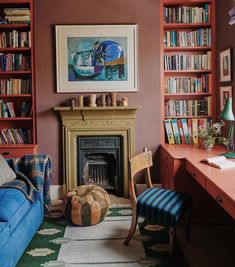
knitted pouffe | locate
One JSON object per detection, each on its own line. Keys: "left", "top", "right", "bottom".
{"left": 63, "top": 184, "right": 111, "bottom": 226}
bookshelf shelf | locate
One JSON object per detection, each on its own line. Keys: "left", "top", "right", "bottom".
{"left": 164, "top": 70, "right": 212, "bottom": 74}
{"left": 164, "top": 23, "right": 211, "bottom": 29}
{"left": 0, "top": 117, "right": 32, "bottom": 121}
{"left": 0, "top": 71, "right": 31, "bottom": 75}
{"left": 160, "top": 0, "right": 215, "bottom": 145}
{"left": 0, "top": 47, "right": 31, "bottom": 52}
{"left": 0, "top": 0, "right": 36, "bottom": 156}
{"left": 165, "top": 115, "right": 211, "bottom": 119}
{"left": 164, "top": 47, "right": 211, "bottom": 52}
{"left": 0, "top": 24, "right": 30, "bottom": 29}
{"left": 0, "top": 94, "right": 31, "bottom": 98}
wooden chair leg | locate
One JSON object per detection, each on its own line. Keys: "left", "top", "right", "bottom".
{"left": 124, "top": 208, "right": 138, "bottom": 245}
{"left": 185, "top": 210, "right": 191, "bottom": 242}
{"left": 139, "top": 217, "right": 149, "bottom": 230}
{"left": 169, "top": 226, "right": 176, "bottom": 259}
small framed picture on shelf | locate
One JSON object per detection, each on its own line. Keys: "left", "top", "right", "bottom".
{"left": 220, "top": 86, "right": 232, "bottom": 111}
{"left": 55, "top": 24, "right": 138, "bottom": 93}
{"left": 220, "top": 48, "right": 232, "bottom": 82}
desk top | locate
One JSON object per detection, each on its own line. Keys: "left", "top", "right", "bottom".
{"left": 161, "top": 144, "right": 235, "bottom": 207}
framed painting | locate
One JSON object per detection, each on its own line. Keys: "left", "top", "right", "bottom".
{"left": 55, "top": 24, "right": 138, "bottom": 93}
{"left": 220, "top": 48, "right": 232, "bottom": 82}
{"left": 220, "top": 86, "right": 232, "bottom": 111}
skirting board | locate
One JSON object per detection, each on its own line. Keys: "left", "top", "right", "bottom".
{"left": 50, "top": 183, "right": 162, "bottom": 200}
{"left": 50, "top": 185, "right": 64, "bottom": 200}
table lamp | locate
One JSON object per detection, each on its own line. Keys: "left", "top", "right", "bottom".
{"left": 219, "top": 97, "right": 235, "bottom": 158}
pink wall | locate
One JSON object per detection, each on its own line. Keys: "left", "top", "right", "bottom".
{"left": 216, "top": 0, "right": 235, "bottom": 135}
{"left": 34, "top": 0, "right": 161, "bottom": 184}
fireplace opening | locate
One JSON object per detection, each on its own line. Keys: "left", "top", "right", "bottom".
{"left": 77, "top": 136, "right": 123, "bottom": 196}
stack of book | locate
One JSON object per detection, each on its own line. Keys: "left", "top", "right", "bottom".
{"left": 164, "top": 4, "right": 210, "bottom": 24}
{"left": 0, "top": 78, "right": 31, "bottom": 95}
{"left": 0, "top": 128, "right": 32, "bottom": 144}
{"left": 4, "top": 8, "right": 30, "bottom": 24}
{"left": 165, "top": 96, "right": 212, "bottom": 117}
{"left": 0, "top": 30, "right": 31, "bottom": 48}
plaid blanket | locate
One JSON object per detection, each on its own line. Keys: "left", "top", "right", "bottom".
{"left": 0, "top": 154, "right": 52, "bottom": 213}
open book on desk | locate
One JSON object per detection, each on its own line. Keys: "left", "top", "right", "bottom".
{"left": 201, "top": 156, "right": 235, "bottom": 170}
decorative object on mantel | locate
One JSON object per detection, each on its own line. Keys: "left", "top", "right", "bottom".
{"left": 219, "top": 97, "right": 235, "bottom": 158}
{"left": 105, "top": 94, "right": 111, "bottom": 106}
{"left": 78, "top": 95, "right": 84, "bottom": 107}
{"left": 70, "top": 98, "right": 76, "bottom": 109}
{"left": 110, "top": 92, "right": 117, "bottom": 106}
{"left": 89, "top": 94, "right": 97, "bottom": 107}
{"left": 101, "top": 94, "right": 106, "bottom": 106}
{"left": 122, "top": 97, "right": 128, "bottom": 107}
{"left": 198, "top": 120, "right": 228, "bottom": 151}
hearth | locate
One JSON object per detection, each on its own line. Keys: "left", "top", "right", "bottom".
{"left": 77, "top": 136, "right": 122, "bottom": 196}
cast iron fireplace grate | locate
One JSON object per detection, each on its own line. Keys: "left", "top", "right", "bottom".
{"left": 77, "top": 136, "right": 123, "bottom": 196}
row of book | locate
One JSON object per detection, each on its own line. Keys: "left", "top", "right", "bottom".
{"left": 164, "top": 118, "right": 212, "bottom": 145}
{"left": 0, "top": 53, "right": 31, "bottom": 71}
{"left": 0, "top": 100, "right": 31, "bottom": 118}
{"left": 165, "top": 97, "right": 212, "bottom": 117}
{"left": 0, "top": 128, "right": 32, "bottom": 144}
{"left": 0, "top": 78, "right": 31, "bottom": 95}
{"left": 164, "top": 74, "right": 211, "bottom": 94}
{"left": 164, "top": 4, "right": 210, "bottom": 24}
{"left": 4, "top": 8, "right": 30, "bottom": 24}
{"left": 164, "top": 28, "right": 211, "bottom": 48}
{"left": 164, "top": 51, "right": 211, "bottom": 71}
{"left": 0, "top": 30, "right": 31, "bottom": 48}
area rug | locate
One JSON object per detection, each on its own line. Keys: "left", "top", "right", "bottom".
{"left": 17, "top": 207, "right": 189, "bottom": 267}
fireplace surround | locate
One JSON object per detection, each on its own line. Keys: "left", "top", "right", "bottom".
{"left": 54, "top": 106, "right": 140, "bottom": 197}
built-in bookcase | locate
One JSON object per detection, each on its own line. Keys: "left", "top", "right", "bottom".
{"left": 160, "top": 0, "right": 215, "bottom": 145}
{"left": 0, "top": 0, "right": 37, "bottom": 157}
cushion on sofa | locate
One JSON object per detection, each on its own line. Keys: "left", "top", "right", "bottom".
{"left": 0, "top": 222, "right": 10, "bottom": 250}
{"left": 0, "top": 188, "right": 31, "bottom": 232}
{"left": 0, "top": 154, "right": 16, "bottom": 186}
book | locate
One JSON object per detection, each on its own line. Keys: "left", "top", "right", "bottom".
{"left": 177, "top": 119, "right": 186, "bottom": 144}
{"left": 181, "top": 118, "right": 191, "bottom": 144}
{"left": 171, "top": 118, "right": 181, "bottom": 144}
{"left": 201, "top": 156, "right": 235, "bottom": 170}
{"left": 164, "top": 119, "right": 175, "bottom": 144}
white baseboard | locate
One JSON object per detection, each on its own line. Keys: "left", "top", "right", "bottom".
{"left": 50, "top": 185, "right": 64, "bottom": 200}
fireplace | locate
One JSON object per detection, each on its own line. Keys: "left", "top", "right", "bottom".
{"left": 54, "top": 106, "right": 140, "bottom": 197}
{"left": 77, "top": 136, "right": 122, "bottom": 196}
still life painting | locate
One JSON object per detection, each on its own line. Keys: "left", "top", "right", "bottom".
{"left": 56, "top": 25, "right": 138, "bottom": 92}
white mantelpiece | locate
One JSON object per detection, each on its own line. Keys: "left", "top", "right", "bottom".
{"left": 54, "top": 106, "right": 141, "bottom": 197}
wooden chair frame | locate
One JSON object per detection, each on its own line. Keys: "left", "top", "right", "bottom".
{"left": 124, "top": 148, "right": 191, "bottom": 258}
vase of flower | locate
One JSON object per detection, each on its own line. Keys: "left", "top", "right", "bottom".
{"left": 199, "top": 121, "right": 228, "bottom": 150}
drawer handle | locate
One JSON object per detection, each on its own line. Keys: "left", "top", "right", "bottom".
{"left": 215, "top": 195, "right": 223, "bottom": 204}
{"left": 190, "top": 172, "right": 196, "bottom": 177}
{"left": 2, "top": 151, "right": 10, "bottom": 156}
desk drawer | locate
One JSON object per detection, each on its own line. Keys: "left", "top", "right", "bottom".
{"left": 185, "top": 161, "right": 206, "bottom": 188}
{"left": 206, "top": 181, "right": 235, "bottom": 219}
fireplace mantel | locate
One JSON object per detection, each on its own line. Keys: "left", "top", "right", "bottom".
{"left": 54, "top": 106, "right": 141, "bottom": 197}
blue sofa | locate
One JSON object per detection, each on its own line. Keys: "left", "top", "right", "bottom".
{"left": 0, "top": 154, "right": 52, "bottom": 267}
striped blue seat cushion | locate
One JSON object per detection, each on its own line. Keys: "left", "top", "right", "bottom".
{"left": 137, "top": 188, "right": 192, "bottom": 227}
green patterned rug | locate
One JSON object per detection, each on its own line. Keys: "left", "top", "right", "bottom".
{"left": 17, "top": 207, "right": 189, "bottom": 267}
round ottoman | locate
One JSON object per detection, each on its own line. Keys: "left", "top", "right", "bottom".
{"left": 63, "top": 184, "right": 111, "bottom": 226}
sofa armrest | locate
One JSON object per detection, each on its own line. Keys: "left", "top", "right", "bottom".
{"left": 6, "top": 154, "right": 52, "bottom": 211}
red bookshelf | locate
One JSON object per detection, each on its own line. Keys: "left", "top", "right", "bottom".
{"left": 0, "top": 0, "right": 37, "bottom": 157}
{"left": 160, "top": 0, "right": 216, "bottom": 144}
